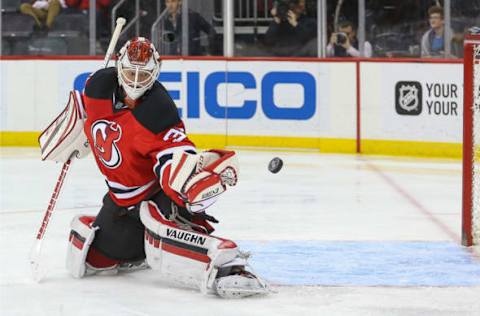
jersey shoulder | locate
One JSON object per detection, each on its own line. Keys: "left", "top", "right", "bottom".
{"left": 84, "top": 67, "right": 118, "bottom": 99}
{"left": 132, "top": 81, "right": 181, "bottom": 134}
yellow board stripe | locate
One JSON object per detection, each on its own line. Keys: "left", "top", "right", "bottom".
{"left": 189, "top": 134, "right": 357, "bottom": 153}
{"left": 361, "top": 139, "right": 462, "bottom": 159}
{"left": 0, "top": 131, "right": 40, "bottom": 147}
{"left": 0, "top": 131, "right": 462, "bottom": 159}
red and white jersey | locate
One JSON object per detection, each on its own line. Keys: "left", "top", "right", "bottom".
{"left": 83, "top": 67, "right": 196, "bottom": 207}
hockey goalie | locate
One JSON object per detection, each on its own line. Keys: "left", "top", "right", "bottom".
{"left": 41, "top": 37, "right": 269, "bottom": 298}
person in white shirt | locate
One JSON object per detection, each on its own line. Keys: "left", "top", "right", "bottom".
{"left": 20, "top": 0, "right": 65, "bottom": 31}
{"left": 326, "top": 20, "right": 373, "bottom": 58}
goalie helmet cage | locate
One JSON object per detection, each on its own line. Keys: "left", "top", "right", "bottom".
{"left": 462, "top": 34, "right": 480, "bottom": 247}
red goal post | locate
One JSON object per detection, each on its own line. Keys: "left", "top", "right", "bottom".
{"left": 462, "top": 34, "right": 480, "bottom": 247}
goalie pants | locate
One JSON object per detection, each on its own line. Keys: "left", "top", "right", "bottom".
{"left": 91, "top": 190, "right": 179, "bottom": 261}
{"left": 91, "top": 193, "right": 146, "bottom": 262}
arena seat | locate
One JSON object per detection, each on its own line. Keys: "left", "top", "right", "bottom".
{"left": 1, "top": 13, "right": 34, "bottom": 37}
{"left": 1, "top": 0, "right": 22, "bottom": 13}
{"left": 26, "top": 37, "right": 68, "bottom": 55}
{"left": 65, "top": 36, "right": 90, "bottom": 55}
{"left": 46, "top": 13, "right": 91, "bottom": 55}
{"left": 50, "top": 13, "right": 89, "bottom": 36}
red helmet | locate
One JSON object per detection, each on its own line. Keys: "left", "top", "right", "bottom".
{"left": 117, "top": 37, "right": 161, "bottom": 100}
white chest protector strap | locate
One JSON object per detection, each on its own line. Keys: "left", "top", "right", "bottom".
{"left": 139, "top": 201, "right": 269, "bottom": 297}
{"left": 39, "top": 90, "right": 90, "bottom": 163}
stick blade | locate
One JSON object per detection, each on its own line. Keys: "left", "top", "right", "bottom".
{"left": 29, "top": 240, "right": 47, "bottom": 283}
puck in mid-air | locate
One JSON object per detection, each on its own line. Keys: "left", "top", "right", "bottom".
{"left": 268, "top": 157, "right": 283, "bottom": 174}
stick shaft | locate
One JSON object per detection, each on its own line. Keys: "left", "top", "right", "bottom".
{"left": 103, "top": 17, "right": 126, "bottom": 68}
{"left": 35, "top": 159, "right": 72, "bottom": 240}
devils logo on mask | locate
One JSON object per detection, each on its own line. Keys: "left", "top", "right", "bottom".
{"left": 91, "top": 120, "right": 122, "bottom": 168}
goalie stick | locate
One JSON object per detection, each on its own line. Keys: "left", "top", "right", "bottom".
{"left": 29, "top": 17, "right": 127, "bottom": 282}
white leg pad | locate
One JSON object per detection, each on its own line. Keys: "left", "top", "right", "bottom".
{"left": 139, "top": 201, "right": 242, "bottom": 292}
{"left": 66, "top": 215, "right": 98, "bottom": 278}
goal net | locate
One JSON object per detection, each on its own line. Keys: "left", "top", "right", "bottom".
{"left": 462, "top": 34, "right": 480, "bottom": 247}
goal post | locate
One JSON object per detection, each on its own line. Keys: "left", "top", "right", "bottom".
{"left": 462, "top": 34, "right": 480, "bottom": 247}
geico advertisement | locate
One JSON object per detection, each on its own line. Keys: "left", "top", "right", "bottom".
{"left": 1, "top": 60, "right": 357, "bottom": 138}
{"left": 73, "top": 60, "right": 355, "bottom": 137}
{"left": 361, "top": 62, "right": 463, "bottom": 142}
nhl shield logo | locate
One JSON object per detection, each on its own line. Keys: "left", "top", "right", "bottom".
{"left": 91, "top": 120, "right": 123, "bottom": 169}
{"left": 395, "top": 81, "right": 422, "bottom": 115}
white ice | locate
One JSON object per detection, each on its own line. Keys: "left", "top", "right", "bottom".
{"left": 1, "top": 147, "right": 479, "bottom": 316}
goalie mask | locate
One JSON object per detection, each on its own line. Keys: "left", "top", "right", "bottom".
{"left": 117, "top": 37, "right": 161, "bottom": 100}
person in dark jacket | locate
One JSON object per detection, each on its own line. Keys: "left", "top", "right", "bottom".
{"left": 163, "top": 0, "right": 217, "bottom": 56}
{"left": 264, "top": 0, "right": 317, "bottom": 57}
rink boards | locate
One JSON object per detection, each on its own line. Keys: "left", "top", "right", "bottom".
{"left": 0, "top": 57, "right": 463, "bottom": 157}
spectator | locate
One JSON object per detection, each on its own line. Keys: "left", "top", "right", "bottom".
{"left": 326, "top": 21, "right": 372, "bottom": 57}
{"left": 20, "top": 0, "right": 64, "bottom": 31}
{"left": 163, "top": 0, "right": 217, "bottom": 56}
{"left": 420, "top": 5, "right": 451, "bottom": 58}
{"left": 264, "top": 0, "right": 317, "bottom": 57}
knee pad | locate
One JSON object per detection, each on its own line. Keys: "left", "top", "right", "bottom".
{"left": 139, "top": 201, "right": 241, "bottom": 292}
{"left": 66, "top": 215, "right": 118, "bottom": 278}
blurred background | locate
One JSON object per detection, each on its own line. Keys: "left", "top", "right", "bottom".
{"left": 1, "top": 0, "right": 479, "bottom": 58}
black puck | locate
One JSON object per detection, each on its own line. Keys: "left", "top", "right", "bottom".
{"left": 268, "top": 157, "right": 283, "bottom": 174}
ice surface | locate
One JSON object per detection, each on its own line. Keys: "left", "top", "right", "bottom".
{"left": 240, "top": 240, "right": 480, "bottom": 286}
{"left": 1, "top": 148, "right": 479, "bottom": 315}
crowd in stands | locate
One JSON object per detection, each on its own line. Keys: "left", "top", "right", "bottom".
{"left": 1, "top": 0, "right": 477, "bottom": 58}
{"left": 2, "top": 0, "right": 112, "bottom": 55}
{"left": 19, "top": 0, "right": 110, "bottom": 32}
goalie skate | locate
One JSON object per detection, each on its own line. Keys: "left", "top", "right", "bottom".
{"left": 214, "top": 272, "right": 270, "bottom": 299}
{"left": 212, "top": 253, "right": 270, "bottom": 299}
